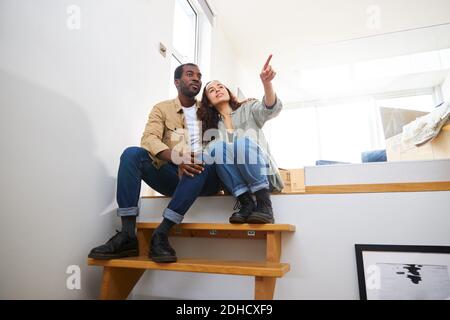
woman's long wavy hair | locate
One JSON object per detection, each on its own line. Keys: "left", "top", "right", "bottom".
{"left": 197, "top": 82, "right": 244, "bottom": 135}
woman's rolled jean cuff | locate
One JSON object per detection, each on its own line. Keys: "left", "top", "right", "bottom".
{"left": 163, "top": 208, "right": 184, "bottom": 224}
{"left": 249, "top": 180, "right": 270, "bottom": 194}
{"left": 233, "top": 185, "right": 250, "bottom": 198}
{"left": 117, "top": 207, "right": 139, "bottom": 217}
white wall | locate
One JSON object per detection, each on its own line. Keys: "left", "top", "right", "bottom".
{"left": 0, "top": 0, "right": 240, "bottom": 299}
{"left": 209, "top": 20, "right": 239, "bottom": 93}
{"left": 0, "top": 0, "right": 178, "bottom": 299}
{"left": 0, "top": 0, "right": 166, "bottom": 299}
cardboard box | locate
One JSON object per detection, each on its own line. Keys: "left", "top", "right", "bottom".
{"left": 386, "top": 124, "right": 450, "bottom": 161}
{"left": 279, "top": 168, "right": 306, "bottom": 193}
{"left": 380, "top": 107, "right": 428, "bottom": 139}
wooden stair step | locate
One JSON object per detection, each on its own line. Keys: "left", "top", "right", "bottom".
{"left": 137, "top": 223, "right": 296, "bottom": 232}
{"left": 137, "top": 223, "right": 295, "bottom": 240}
{"left": 88, "top": 257, "right": 290, "bottom": 277}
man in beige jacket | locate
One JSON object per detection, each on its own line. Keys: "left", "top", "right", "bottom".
{"left": 89, "top": 64, "right": 220, "bottom": 263}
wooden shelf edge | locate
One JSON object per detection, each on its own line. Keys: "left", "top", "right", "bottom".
{"left": 305, "top": 181, "right": 450, "bottom": 194}
{"left": 141, "top": 181, "right": 450, "bottom": 198}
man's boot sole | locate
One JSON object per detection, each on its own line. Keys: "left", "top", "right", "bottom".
{"left": 88, "top": 249, "right": 139, "bottom": 260}
{"left": 149, "top": 254, "right": 178, "bottom": 263}
{"left": 247, "top": 212, "right": 275, "bottom": 224}
{"left": 229, "top": 216, "right": 247, "bottom": 224}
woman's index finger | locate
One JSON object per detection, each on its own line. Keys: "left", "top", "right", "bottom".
{"left": 263, "top": 54, "right": 273, "bottom": 70}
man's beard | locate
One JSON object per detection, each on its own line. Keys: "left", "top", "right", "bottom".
{"left": 180, "top": 83, "right": 200, "bottom": 98}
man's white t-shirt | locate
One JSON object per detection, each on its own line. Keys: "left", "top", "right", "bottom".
{"left": 182, "top": 106, "right": 202, "bottom": 154}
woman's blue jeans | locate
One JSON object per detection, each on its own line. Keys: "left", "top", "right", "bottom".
{"left": 208, "top": 137, "right": 270, "bottom": 197}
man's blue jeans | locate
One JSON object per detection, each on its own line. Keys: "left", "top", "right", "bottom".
{"left": 116, "top": 147, "right": 220, "bottom": 224}
{"left": 208, "top": 137, "right": 270, "bottom": 197}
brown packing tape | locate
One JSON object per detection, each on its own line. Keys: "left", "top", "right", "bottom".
{"left": 279, "top": 168, "right": 306, "bottom": 193}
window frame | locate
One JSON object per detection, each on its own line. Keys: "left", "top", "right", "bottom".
{"left": 172, "top": 0, "right": 200, "bottom": 65}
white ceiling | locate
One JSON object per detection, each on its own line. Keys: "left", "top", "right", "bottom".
{"left": 208, "top": 0, "right": 450, "bottom": 102}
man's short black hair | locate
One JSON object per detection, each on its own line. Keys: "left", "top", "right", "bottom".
{"left": 174, "top": 63, "right": 199, "bottom": 80}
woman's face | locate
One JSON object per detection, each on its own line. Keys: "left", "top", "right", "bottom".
{"left": 205, "top": 81, "right": 230, "bottom": 107}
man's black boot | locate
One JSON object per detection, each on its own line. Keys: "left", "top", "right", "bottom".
{"left": 150, "top": 232, "right": 177, "bottom": 263}
{"left": 247, "top": 189, "right": 275, "bottom": 224}
{"left": 229, "top": 192, "right": 256, "bottom": 224}
{"left": 88, "top": 231, "right": 138, "bottom": 260}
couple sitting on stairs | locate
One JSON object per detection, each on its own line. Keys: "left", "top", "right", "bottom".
{"left": 88, "top": 55, "right": 284, "bottom": 263}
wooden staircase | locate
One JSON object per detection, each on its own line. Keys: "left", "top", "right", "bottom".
{"left": 88, "top": 222, "right": 295, "bottom": 300}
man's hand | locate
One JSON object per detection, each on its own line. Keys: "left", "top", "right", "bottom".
{"left": 178, "top": 152, "right": 205, "bottom": 178}
{"left": 156, "top": 149, "right": 173, "bottom": 162}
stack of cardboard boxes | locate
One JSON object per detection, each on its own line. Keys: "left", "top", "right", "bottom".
{"left": 386, "top": 124, "right": 450, "bottom": 162}
{"left": 381, "top": 105, "right": 450, "bottom": 162}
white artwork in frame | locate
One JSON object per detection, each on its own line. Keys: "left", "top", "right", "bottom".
{"left": 355, "top": 245, "right": 450, "bottom": 300}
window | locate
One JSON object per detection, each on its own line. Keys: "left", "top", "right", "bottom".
{"left": 173, "top": 0, "right": 198, "bottom": 64}
{"left": 170, "top": 0, "right": 213, "bottom": 98}
{"left": 264, "top": 107, "right": 320, "bottom": 168}
{"left": 264, "top": 91, "right": 436, "bottom": 167}
{"left": 170, "top": 0, "right": 198, "bottom": 98}
{"left": 316, "top": 99, "right": 384, "bottom": 163}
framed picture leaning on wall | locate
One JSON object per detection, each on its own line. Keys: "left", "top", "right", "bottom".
{"left": 355, "top": 244, "right": 450, "bottom": 300}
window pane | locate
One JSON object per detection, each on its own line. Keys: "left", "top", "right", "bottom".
{"left": 264, "top": 107, "right": 320, "bottom": 168}
{"left": 173, "top": 0, "right": 196, "bottom": 63}
{"left": 316, "top": 99, "right": 382, "bottom": 163}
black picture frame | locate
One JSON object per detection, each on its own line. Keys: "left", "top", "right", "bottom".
{"left": 355, "top": 244, "right": 450, "bottom": 300}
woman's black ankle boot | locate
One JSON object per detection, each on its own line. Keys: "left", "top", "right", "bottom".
{"left": 247, "top": 189, "right": 274, "bottom": 224}
{"left": 229, "top": 192, "right": 255, "bottom": 224}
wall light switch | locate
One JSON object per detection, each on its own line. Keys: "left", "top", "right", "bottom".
{"left": 159, "top": 42, "right": 167, "bottom": 58}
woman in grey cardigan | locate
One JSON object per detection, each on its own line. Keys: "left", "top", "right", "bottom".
{"left": 198, "top": 55, "right": 283, "bottom": 224}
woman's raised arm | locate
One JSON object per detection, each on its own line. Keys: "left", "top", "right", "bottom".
{"left": 260, "top": 54, "right": 277, "bottom": 108}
